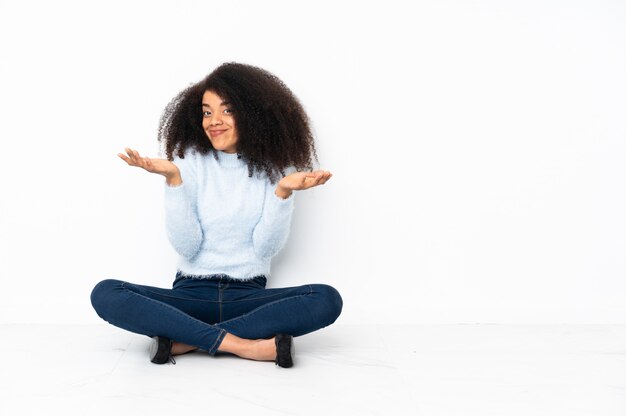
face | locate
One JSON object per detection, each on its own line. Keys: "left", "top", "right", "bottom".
{"left": 202, "top": 90, "right": 238, "bottom": 153}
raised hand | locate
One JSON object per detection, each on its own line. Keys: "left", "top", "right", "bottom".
{"left": 275, "top": 170, "right": 332, "bottom": 199}
{"left": 118, "top": 148, "right": 181, "bottom": 185}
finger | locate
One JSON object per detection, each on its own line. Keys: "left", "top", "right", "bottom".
{"left": 126, "top": 149, "right": 140, "bottom": 166}
{"left": 295, "top": 171, "right": 321, "bottom": 189}
{"left": 131, "top": 149, "right": 144, "bottom": 163}
{"left": 129, "top": 150, "right": 142, "bottom": 166}
{"left": 133, "top": 150, "right": 150, "bottom": 169}
{"left": 319, "top": 172, "right": 332, "bottom": 185}
{"left": 313, "top": 171, "right": 331, "bottom": 186}
{"left": 118, "top": 153, "right": 132, "bottom": 164}
{"left": 121, "top": 151, "right": 141, "bottom": 166}
{"left": 301, "top": 173, "right": 316, "bottom": 187}
{"left": 305, "top": 175, "right": 324, "bottom": 188}
{"left": 304, "top": 171, "right": 323, "bottom": 182}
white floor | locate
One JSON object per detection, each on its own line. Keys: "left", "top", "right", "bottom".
{"left": 1, "top": 324, "right": 625, "bottom": 415}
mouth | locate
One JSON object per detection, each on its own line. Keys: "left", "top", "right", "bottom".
{"left": 209, "top": 129, "right": 227, "bottom": 137}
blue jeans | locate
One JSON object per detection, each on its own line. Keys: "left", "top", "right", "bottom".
{"left": 90, "top": 272, "right": 343, "bottom": 355}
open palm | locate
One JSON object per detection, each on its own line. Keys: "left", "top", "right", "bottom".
{"left": 118, "top": 148, "right": 179, "bottom": 178}
{"left": 278, "top": 170, "right": 332, "bottom": 192}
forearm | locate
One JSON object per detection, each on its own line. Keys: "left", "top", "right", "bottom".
{"left": 253, "top": 192, "right": 295, "bottom": 259}
{"left": 164, "top": 183, "right": 203, "bottom": 258}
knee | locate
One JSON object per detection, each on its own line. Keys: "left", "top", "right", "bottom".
{"left": 90, "top": 279, "right": 124, "bottom": 319}
{"left": 312, "top": 284, "right": 343, "bottom": 326}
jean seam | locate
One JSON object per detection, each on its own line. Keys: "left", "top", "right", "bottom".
{"left": 299, "top": 285, "right": 316, "bottom": 323}
{"left": 208, "top": 328, "right": 227, "bottom": 355}
{"left": 217, "top": 292, "right": 311, "bottom": 327}
{"left": 218, "top": 283, "right": 223, "bottom": 322}
{"left": 135, "top": 285, "right": 221, "bottom": 302}
{"left": 220, "top": 287, "right": 306, "bottom": 303}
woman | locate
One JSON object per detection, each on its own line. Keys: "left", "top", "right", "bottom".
{"left": 90, "top": 62, "right": 343, "bottom": 368}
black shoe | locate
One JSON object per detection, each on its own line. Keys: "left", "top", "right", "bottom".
{"left": 274, "top": 334, "right": 294, "bottom": 368}
{"left": 149, "top": 336, "right": 176, "bottom": 365}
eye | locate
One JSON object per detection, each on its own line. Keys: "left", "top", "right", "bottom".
{"left": 224, "top": 108, "right": 233, "bottom": 115}
{"left": 203, "top": 110, "right": 212, "bottom": 117}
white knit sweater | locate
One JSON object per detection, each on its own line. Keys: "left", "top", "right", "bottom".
{"left": 164, "top": 149, "right": 295, "bottom": 280}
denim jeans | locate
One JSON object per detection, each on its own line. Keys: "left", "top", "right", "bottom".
{"left": 90, "top": 272, "right": 343, "bottom": 355}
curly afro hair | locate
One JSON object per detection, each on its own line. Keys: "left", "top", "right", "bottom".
{"left": 157, "top": 62, "right": 318, "bottom": 183}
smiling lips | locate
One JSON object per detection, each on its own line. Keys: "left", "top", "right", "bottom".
{"left": 209, "top": 129, "right": 227, "bottom": 137}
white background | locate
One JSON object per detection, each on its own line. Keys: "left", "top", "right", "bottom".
{"left": 0, "top": 0, "right": 624, "bottom": 325}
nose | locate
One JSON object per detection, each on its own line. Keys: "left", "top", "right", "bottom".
{"left": 209, "top": 113, "right": 223, "bottom": 126}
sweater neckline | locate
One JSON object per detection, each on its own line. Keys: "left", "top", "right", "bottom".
{"left": 215, "top": 151, "right": 246, "bottom": 169}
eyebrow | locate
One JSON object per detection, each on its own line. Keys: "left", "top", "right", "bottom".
{"left": 202, "top": 101, "right": 231, "bottom": 108}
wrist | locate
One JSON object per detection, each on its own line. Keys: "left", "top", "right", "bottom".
{"left": 165, "top": 171, "right": 182, "bottom": 186}
{"left": 275, "top": 186, "right": 293, "bottom": 199}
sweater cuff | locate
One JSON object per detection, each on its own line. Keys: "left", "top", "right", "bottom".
{"left": 164, "top": 182, "right": 188, "bottom": 208}
{"left": 267, "top": 189, "right": 295, "bottom": 214}
{"left": 165, "top": 180, "right": 184, "bottom": 189}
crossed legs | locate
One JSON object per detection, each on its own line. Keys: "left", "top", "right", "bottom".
{"left": 90, "top": 277, "right": 343, "bottom": 362}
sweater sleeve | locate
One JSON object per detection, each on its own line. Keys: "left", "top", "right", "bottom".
{"left": 164, "top": 151, "right": 203, "bottom": 259}
{"left": 252, "top": 180, "right": 295, "bottom": 260}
